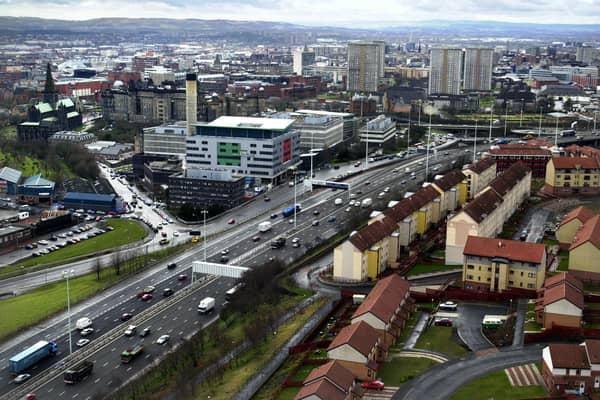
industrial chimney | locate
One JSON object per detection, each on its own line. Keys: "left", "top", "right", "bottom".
{"left": 185, "top": 73, "right": 197, "bottom": 137}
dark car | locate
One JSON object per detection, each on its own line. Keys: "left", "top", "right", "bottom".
{"left": 178, "top": 274, "right": 187, "bottom": 281}
{"left": 163, "top": 288, "right": 174, "bottom": 297}
{"left": 313, "top": 210, "right": 320, "bottom": 216}
{"left": 270, "top": 213, "right": 278, "bottom": 219}
{"left": 434, "top": 318, "right": 453, "bottom": 327}
{"left": 140, "top": 327, "right": 151, "bottom": 337}
{"left": 167, "top": 262, "right": 177, "bottom": 270}
{"left": 264, "top": 196, "right": 270, "bottom": 202}
{"left": 120, "top": 313, "right": 133, "bottom": 321}
{"left": 252, "top": 236, "right": 260, "bottom": 242}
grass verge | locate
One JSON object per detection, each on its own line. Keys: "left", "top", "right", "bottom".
{"left": 558, "top": 250, "right": 569, "bottom": 271}
{"left": 449, "top": 368, "right": 547, "bottom": 400}
{"left": 415, "top": 326, "right": 468, "bottom": 357}
{"left": 3, "top": 219, "right": 148, "bottom": 276}
{"left": 379, "top": 356, "right": 440, "bottom": 386}
{"left": 0, "top": 241, "right": 192, "bottom": 342}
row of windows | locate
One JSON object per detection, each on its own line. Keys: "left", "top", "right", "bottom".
{"left": 466, "top": 275, "right": 535, "bottom": 289}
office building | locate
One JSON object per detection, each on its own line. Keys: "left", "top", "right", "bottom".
{"left": 358, "top": 115, "right": 396, "bottom": 145}
{"left": 186, "top": 116, "right": 301, "bottom": 185}
{"left": 463, "top": 48, "right": 493, "bottom": 91}
{"left": 428, "top": 48, "right": 463, "bottom": 95}
{"left": 142, "top": 122, "right": 188, "bottom": 157}
{"left": 347, "top": 41, "right": 384, "bottom": 92}
{"left": 293, "top": 46, "right": 316, "bottom": 76}
{"left": 576, "top": 46, "right": 594, "bottom": 64}
{"left": 295, "top": 109, "right": 356, "bottom": 141}
{"left": 285, "top": 113, "right": 344, "bottom": 150}
{"left": 132, "top": 52, "right": 160, "bottom": 73}
{"left": 167, "top": 168, "right": 245, "bottom": 210}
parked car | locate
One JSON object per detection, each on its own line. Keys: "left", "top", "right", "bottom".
{"left": 361, "top": 380, "right": 384, "bottom": 390}
{"left": 434, "top": 318, "right": 453, "bottom": 327}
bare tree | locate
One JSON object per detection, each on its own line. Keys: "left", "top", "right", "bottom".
{"left": 94, "top": 257, "right": 102, "bottom": 281}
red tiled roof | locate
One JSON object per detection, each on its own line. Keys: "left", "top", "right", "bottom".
{"left": 433, "top": 169, "right": 466, "bottom": 191}
{"left": 463, "top": 235, "right": 546, "bottom": 264}
{"left": 328, "top": 321, "right": 379, "bottom": 358}
{"left": 465, "top": 157, "right": 496, "bottom": 174}
{"left": 543, "top": 272, "right": 584, "bottom": 292}
{"left": 570, "top": 215, "right": 600, "bottom": 251}
{"left": 585, "top": 340, "right": 600, "bottom": 364}
{"left": 295, "top": 379, "right": 346, "bottom": 400}
{"left": 487, "top": 162, "right": 530, "bottom": 197}
{"left": 383, "top": 185, "right": 440, "bottom": 222}
{"left": 349, "top": 215, "right": 397, "bottom": 252}
{"left": 551, "top": 156, "right": 600, "bottom": 170}
{"left": 542, "top": 281, "right": 584, "bottom": 310}
{"left": 352, "top": 274, "right": 411, "bottom": 324}
{"left": 559, "top": 206, "right": 595, "bottom": 228}
{"left": 489, "top": 148, "right": 552, "bottom": 156}
{"left": 462, "top": 189, "right": 503, "bottom": 223}
{"left": 303, "top": 360, "right": 355, "bottom": 391}
{"left": 548, "top": 344, "right": 590, "bottom": 369}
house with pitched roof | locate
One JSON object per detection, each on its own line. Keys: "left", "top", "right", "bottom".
{"left": 542, "top": 340, "right": 600, "bottom": 395}
{"left": 327, "top": 321, "right": 388, "bottom": 381}
{"left": 431, "top": 169, "right": 467, "bottom": 218}
{"left": 351, "top": 275, "right": 413, "bottom": 345}
{"left": 545, "top": 156, "right": 600, "bottom": 196}
{"left": 17, "top": 174, "right": 56, "bottom": 205}
{"left": 446, "top": 162, "right": 531, "bottom": 264}
{"left": 535, "top": 272, "right": 584, "bottom": 329}
{"left": 556, "top": 206, "right": 596, "bottom": 245}
{"left": 0, "top": 167, "right": 22, "bottom": 195}
{"left": 462, "top": 236, "right": 546, "bottom": 292}
{"left": 462, "top": 157, "right": 496, "bottom": 201}
{"left": 294, "top": 360, "right": 363, "bottom": 400}
{"left": 568, "top": 215, "right": 600, "bottom": 282}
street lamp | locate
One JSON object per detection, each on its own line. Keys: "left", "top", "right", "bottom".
{"left": 407, "top": 106, "right": 411, "bottom": 153}
{"left": 554, "top": 114, "right": 560, "bottom": 146}
{"left": 488, "top": 105, "right": 493, "bottom": 142}
{"left": 293, "top": 172, "right": 297, "bottom": 229}
{"left": 594, "top": 110, "right": 598, "bottom": 134}
{"left": 519, "top": 98, "right": 524, "bottom": 127}
{"left": 538, "top": 106, "right": 543, "bottom": 137}
{"left": 503, "top": 101, "right": 509, "bottom": 138}
{"left": 62, "top": 269, "right": 75, "bottom": 355}
{"left": 201, "top": 210, "right": 208, "bottom": 262}
{"left": 473, "top": 119, "right": 478, "bottom": 163}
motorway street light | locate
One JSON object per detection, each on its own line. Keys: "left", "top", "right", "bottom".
{"left": 293, "top": 172, "right": 297, "bottom": 229}
{"left": 503, "top": 101, "right": 509, "bottom": 138}
{"left": 519, "top": 98, "right": 524, "bottom": 127}
{"left": 201, "top": 210, "right": 209, "bottom": 263}
{"left": 538, "top": 107, "right": 543, "bottom": 137}
{"left": 488, "top": 105, "right": 493, "bottom": 142}
{"left": 473, "top": 119, "right": 478, "bottom": 163}
{"left": 62, "top": 269, "right": 75, "bottom": 355}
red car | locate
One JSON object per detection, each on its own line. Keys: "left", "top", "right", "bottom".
{"left": 178, "top": 274, "right": 187, "bottom": 281}
{"left": 141, "top": 294, "right": 153, "bottom": 301}
{"left": 228, "top": 218, "right": 235, "bottom": 225}
{"left": 434, "top": 318, "right": 453, "bottom": 327}
{"left": 361, "top": 380, "right": 384, "bottom": 390}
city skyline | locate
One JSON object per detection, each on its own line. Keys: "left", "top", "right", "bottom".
{"left": 1, "top": 0, "right": 600, "bottom": 26}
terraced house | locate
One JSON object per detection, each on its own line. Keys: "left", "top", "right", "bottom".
{"left": 568, "top": 215, "right": 600, "bottom": 283}
{"left": 544, "top": 156, "right": 600, "bottom": 196}
{"left": 462, "top": 236, "right": 546, "bottom": 293}
{"left": 535, "top": 273, "right": 584, "bottom": 329}
{"left": 461, "top": 157, "right": 496, "bottom": 201}
{"left": 446, "top": 162, "right": 531, "bottom": 264}
{"left": 295, "top": 360, "right": 363, "bottom": 400}
{"left": 556, "top": 206, "right": 595, "bottom": 245}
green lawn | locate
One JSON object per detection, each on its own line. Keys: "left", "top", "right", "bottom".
{"left": 430, "top": 248, "right": 446, "bottom": 257}
{"left": 585, "top": 302, "right": 600, "bottom": 310}
{"left": 379, "top": 356, "right": 440, "bottom": 386}
{"left": 544, "top": 239, "right": 559, "bottom": 246}
{"left": 406, "top": 264, "right": 461, "bottom": 277}
{"left": 0, "top": 268, "right": 123, "bottom": 341}
{"left": 415, "top": 326, "right": 468, "bottom": 357}
{"left": 558, "top": 251, "right": 569, "bottom": 271}
{"left": 449, "top": 368, "right": 547, "bottom": 400}
{"left": 524, "top": 321, "right": 543, "bottom": 332}
{"left": 292, "top": 364, "right": 317, "bottom": 381}
{"left": 6, "top": 219, "right": 147, "bottom": 273}
{"left": 275, "top": 387, "right": 299, "bottom": 400}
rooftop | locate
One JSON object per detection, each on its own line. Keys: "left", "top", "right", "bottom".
{"left": 200, "top": 116, "right": 295, "bottom": 131}
{"left": 21, "top": 174, "right": 55, "bottom": 188}
{"left": 551, "top": 156, "right": 600, "bottom": 170}
{"left": 464, "top": 236, "right": 546, "bottom": 264}
{"left": 0, "top": 167, "right": 22, "bottom": 184}
{"left": 352, "top": 274, "right": 411, "bottom": 323}
{"left": 559, "top": 206, "right": 595, "bottom": 228}
{"left": 547, "top": 344, "right": 589, "bottom": 369}
{"left": 464, "top": 158, "right": 496, "bottom": 174}
{"left": 349, "top": 216, "right": 397, "bottom": 252}
{"left": 462, "top": 189, "right": 503, "bottom": 223}
{"left": 542, "top": 280, "right": 584, "bottom": 310}
{"left": 328, "top": 321, "right": 379, "bottom": 358}
{"left": 570, "top": 215, "right": 600, "bottom": 251}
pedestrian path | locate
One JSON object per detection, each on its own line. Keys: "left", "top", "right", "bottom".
{"left": 505, "top": 363, "right": 544, "bottom": 387}
{"left": 402, "top": 312, "right": 429, "bottom": 350}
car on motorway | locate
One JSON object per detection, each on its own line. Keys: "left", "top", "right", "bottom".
{"left": 142, "top": 286, "right": 156, "bottom": 294}
{"left": 356, "top": 190, "right": 363, "bottom": 195}
{"left": 354, "top": 161, "right": 361, "bottom": 167}
{"left": 80, "top": 328, "right": 94, "bottom": 336}
{"left": 221, "top": 249, "right": 230, "bottom": 255}
{"left": 434, "top": 318, "right": 453, "bottom": 327}
{"left": 328, "top": 216, "right": 336, "bottom": 222}
{"left": 288, "top": 219, "right": 294, "bottom": 224}
{"left": 124, "top": 325, "right": 137, "bottom": 336}
{"left": 121, "top": 313, "right": 133, "bottom": 321}
{"left": 163, "top": 288, "right": 174, "bottom": 297}
{"left": 156, "top": 334, "right": 170, "bottom": 345}
{"left": 270, "top": 213, "right": 278, "bottom": 219}
{"left": 76, "top": 338, "right": 90, "bottom": 347}
{"left": 292, "top": 241, "right": 300, "bottom": 248}
{"left": 191, "top": 236, "right": 200, "bottom": 243}
{"left": 361, "top": 380, "right": 384, "bottom": 390}
{"left": 312, "top": 220, "right": 319, "bottom": 226}
{"left": 228, "top": 218, "right": 235, "bottom": 224}
{"left": 220, "top": 255, "right": 229, "bottom": 263}
{"left": 264, "top": 196, "right": 271, "bottom": 202}
{"left": 345, "top": 207, "right": 352, "bottom": 212}
{"left": 13, "top": 374, "right": 31, "bottom": 384}
{"left": 173, "top": 231, "right": 180, "bottom": 237}
{"left": 167, "top": 263, "right": 177, "bottom": 270}
{"left": 140, "top": 327, "right": 151, "bottom": 337}
{"left": 313, "top": 210, "right": 320, "bottom": 216}
{"left": 292, "top": 237, "right": 300, "bottom": 244}
{"left": 365, "top": 180, "right": 371, "bottom": 185}
{"left": 384, "top": 186, "right": 390, "bottom": 193}
{"left": 161, "top": 231, "right": 168, "bottom": 238}
{"left": 178, "top": 274, "right": 187, "bottom": 281}
{"left": 141, "top": 293, "right": 153, "bottom": 301}
{"left": 252, "top": 235, "right": 260, "bottom": 242}
{"left": 159, "top": 238, "right": 170, "bottom": 245}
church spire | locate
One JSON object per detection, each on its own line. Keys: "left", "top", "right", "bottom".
{"left": 43, "top": 62, "right": 57, "bottom": 104}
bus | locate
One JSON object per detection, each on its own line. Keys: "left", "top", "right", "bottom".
{"left": 282, "top": 204, "right": 301, "bottom": 218}
{"left": 225, "top": 283, "right": 244, "bottom": 302}
{"left": 561, "top": 129, "right": 576, "bottom": 137}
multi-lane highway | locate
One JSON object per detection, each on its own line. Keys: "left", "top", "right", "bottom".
{"left": 0, "top": 146, "right": 480, "bottom": 399}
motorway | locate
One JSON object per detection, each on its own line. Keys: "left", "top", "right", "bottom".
{"left": 0, "top": 145, "right": 483, "bottom": 399}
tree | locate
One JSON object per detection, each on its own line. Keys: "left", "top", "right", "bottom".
{"left": 94, "top": 257, "right": 102, "bottom": 281}
{"left": 563, "top": 98, "right": 573, "bottom": 112}
{"left": 112, "top": 251, "right": 121, "bottom": 275}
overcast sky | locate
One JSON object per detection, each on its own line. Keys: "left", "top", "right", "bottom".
{"left": 1, "top": 0, "right": 599, "bottom": 26}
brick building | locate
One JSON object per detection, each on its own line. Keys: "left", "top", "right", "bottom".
{"left": 488, "top": 144, "right": 552, "bottom": 178}
{"left": 535, "top": 272, "right": 584, "bottom": 329}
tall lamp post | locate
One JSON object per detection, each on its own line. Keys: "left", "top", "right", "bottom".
{"left": 407, "top": 106, "right": 411, "bottom": 153}
{"left": 519, "top": 98, "right": 524, "bottom": 127}
{"left": 62, "top": 269, "right": 75, "bottom": 355}
{"left": 594, "top": 110, "right": 598, "bottom": 134}
{"left": 503, "top": 101, "right": 509, "bottom": 138}
{"left": 488, "top": 105, "right": 493, "bottom": 142}
{"left": 293, "top": 172, "right": 298, "bottom": 229}
{"left": 473, "top": 119, "right": 478, "bottom": 163}
{"left": 201, "top": 210, "right": 208, "bottom": 262}
{"left": 538, "top": 106, "right": 543, "bottom": 137}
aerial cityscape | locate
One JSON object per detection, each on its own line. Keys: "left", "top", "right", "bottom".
{"left": 0, "top": 2, "right": 600, "bottom": 399}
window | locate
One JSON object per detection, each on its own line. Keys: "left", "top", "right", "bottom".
{"left": 508, "top": 281, "right": 514, "bottom": 285}
{"left": 467, "top": 275, "right": 474, "bottom": 280}
{"left": 467, "top": 265, "right": 475, "bottom": 270}
{"left": 509, "top": 270, "right": 514, "bottom": 275}
{"left": 521, "top": 271, "right": 524, "bottom": 277}
{"left": 528, "top": 272, "right": 536, "bottom": 279}
{"left": 527, "top": 283, "right": 534, "bottom": 289}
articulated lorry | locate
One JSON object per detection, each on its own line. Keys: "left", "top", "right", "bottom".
{"left": 63, "top": 360, "right": 94, "bottom": 384}
{"left": 9, "top": 341, "right": 57, "bottom": 374}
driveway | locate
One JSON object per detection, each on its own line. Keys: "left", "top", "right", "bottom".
{"left": 456, "top": 302, "right": 507, "bottom": 352}
{"left": 513, "top": 206, "right": 551, "bottom": 243}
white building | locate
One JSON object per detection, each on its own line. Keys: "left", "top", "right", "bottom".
{"left": 142, "top": 122, "right": 188, "bottom": 156}
{"left": 287, "top": 113, "right": 344, "bottom": 150}
{"left": 293, "top": 46, "right": 316, "bottom": 76}
{"left": 463, "top": 48, "right": 493, "bottom": 91}
{"left": 576, "top": 46, "right": 594, "bottom": 64}
{"left": 429, "top": 48, "right": 463, "bottom": 95}
{"left": 359, "top": 115, "right": 396, "bottom": 145}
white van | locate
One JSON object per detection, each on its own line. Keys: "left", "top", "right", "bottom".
{"left": 334, "top": 198, "right": 343, "bottom": 206}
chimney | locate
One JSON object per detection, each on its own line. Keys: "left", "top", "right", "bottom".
{"left": 186, "top": 73, "right": 197, "bottom": 137}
